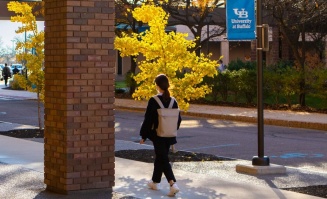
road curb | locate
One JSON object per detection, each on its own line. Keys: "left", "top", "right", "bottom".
{"left": 115, "top": 106, "right": 327, "bottom": 131}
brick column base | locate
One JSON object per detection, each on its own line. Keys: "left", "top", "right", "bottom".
{"left": 44, "top": 0, "right": 116, "bottom": 194}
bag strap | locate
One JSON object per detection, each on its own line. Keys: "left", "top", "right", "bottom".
{"left": 153, "top": 95, "right": 175, "bottom": 109}
{"left": 168, "top": 97, "right": 175, "bottom": 108}
{"left": 153, "top": 96, "right": 165, "bottom": 108}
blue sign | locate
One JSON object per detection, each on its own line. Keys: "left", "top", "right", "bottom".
{"left": 226, "top": 0, "right": 256, "bottom": 40}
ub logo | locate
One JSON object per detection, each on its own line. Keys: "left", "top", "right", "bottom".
{"left": 233, "top": 8, "right": 248, "bottom": 18}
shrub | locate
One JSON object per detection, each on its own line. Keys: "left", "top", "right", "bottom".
{"left": 228, "top": 58, "right": 256, "bottom": 71}
{"left": 264, "top": 60, "right": 296, "bottom": 106}
{"left": 238, "top": 69, "right": 257, "bottom": 104}
{"left": 9, "top": 75, "right": 25, "bottom": 90}
{"left": 308, "top": 66, "right": 327, "bottom": 107}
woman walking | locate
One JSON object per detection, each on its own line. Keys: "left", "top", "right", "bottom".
{"left": 139, "top": 74, "right": 182, "bottom": 197}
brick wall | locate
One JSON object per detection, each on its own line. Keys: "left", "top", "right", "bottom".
{"left": 267, "top": 26, "right": 280, "bottom": 65}
{"left": 250, "top": 40, "right": 256, "bottom": 61}
{"left": 44, "top": 0, "right": 115, "bottom": 194}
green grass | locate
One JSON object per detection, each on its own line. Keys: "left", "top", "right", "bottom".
{"left": 115, "top": 81, "right": 127, "bottom": 89}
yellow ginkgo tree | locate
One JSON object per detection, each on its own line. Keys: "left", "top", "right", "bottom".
{"left": 115, "top": 4, "right": 219, "bottom": 111}
{"left": 8, "top": 1, "right": 44, "bottom": 130}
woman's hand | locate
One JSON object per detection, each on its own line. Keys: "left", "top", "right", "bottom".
{"left": 140, "top": 139, "right": 145, "bottom": 144}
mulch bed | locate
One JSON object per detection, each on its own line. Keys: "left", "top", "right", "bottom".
{"left": 0, "top": 129, "right": 44, "bottom": 138}
{"left": 115, "top": 149, "right": 232, "bottom": 163}
{"left": 282, "top": 185, "right": 327, "bottom": 198}
{"left": 0, "top": 128, "right": 326, "bottom": 198}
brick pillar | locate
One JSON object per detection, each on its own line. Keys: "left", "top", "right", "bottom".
{"left": 250, "top": 40, "right": 256, "bottom": 61}
{"left": 44, "top": 0, "right": 115, "bottom": 194}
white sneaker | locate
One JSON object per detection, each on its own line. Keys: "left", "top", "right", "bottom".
{"left": 147, "top": 181, "right": 159, "bottom": 190}
{"left": 167, "top": 183, "right": 180, "bottom": 197}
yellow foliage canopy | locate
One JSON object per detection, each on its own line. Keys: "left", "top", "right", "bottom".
{"left": 8, "top": 1, "right": 45, "bottom": 101}
{"left": 115, "top": 4, "right": 218, "bottom": 111}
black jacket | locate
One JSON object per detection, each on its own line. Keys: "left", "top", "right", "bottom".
{"left": 140, "top": 94, "right": 182, "bottom": 144}
{"left": 2, "top": 66, "right": 11, "bottom": 77}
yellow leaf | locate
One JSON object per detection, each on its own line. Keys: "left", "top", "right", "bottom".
{"left": 114, "top": 4, "right": 219, "bottom": 111}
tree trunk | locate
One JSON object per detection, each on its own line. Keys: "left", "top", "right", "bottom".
{"left": 129, "top": 55, "right": 137, "bottom": 95}
{"left": 299, "top": 78, "right": 306, "bottom": 107}
{"left": 299, "top": 27, "right": 306, "bottom": 107}
{"left": 37, "top": 89, "right": 42, "bottom": 130}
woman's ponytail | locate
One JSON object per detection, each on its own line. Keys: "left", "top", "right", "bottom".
{"left": 155, "top": 74, "right": 170, "bottom": 101}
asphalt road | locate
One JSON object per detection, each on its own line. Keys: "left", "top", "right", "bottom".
{"left": 115, "top": 110, "right": 327, "bottom": 173}
{"left": 1, "top": 99, "right": 326, "bottom": 173}
{"left": 0, "top": 99, "right": 42, "bottom": 125}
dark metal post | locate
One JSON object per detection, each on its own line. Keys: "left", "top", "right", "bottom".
{"left": 252, "top": 0, "right": 270, "bottom": 166}
{"left": 25, "top": 30, "right": 28, "bottom": 81}
{"left": 206, "top": 14, "right": 212, "bottom": 55}
{"left": 207, "top": 22, "right": 210, "bottom": 55}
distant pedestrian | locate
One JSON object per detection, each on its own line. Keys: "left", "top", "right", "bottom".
{"left": 217, "top": 60, "right": 226, "bottom": 72}
{"left": 12, "top": 66, "right": 19, "bottom": 75}
{"left": 2, "top": 63, "right": 11, "bottom": 87}
{"left": 139, "top": 74, "right": 182, "bottom": 197}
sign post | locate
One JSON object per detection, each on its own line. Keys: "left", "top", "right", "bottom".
{"left": 226, "top": 0, "right": 270, "bottom": 166}
{"left": 252, "top": 0, "right": 270, "bottom": 166}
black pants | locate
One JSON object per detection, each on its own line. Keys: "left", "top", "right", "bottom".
{"left": 152, "top": 138, "right": 176, "bottom": 183}
{"left": 4, "top": 76, "right": 8, "bottom": 86}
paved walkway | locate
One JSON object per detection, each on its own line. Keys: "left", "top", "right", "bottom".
{"left": 0, "top": 82, "right": 326, "bottom": 198}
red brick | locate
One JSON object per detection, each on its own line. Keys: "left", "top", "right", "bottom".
{"left": 95, "top": 170, "right": 108, "bottom": 176}
{"left": 73, "top": 141, "right": 88, "bottom": 147}
{"left": 81, "top": 134, "right": 95, "bottom": 141}
{"left": 102, "top": 163, "right": 115, "bottom": 170}
{"left": 65, "top": 184, "right": 81, "bottom": 191}
{"left": 81, "top": 171, "right": 95, "bottom": 177}
{"left": 88, "top": 140, "right": 102, "bottom": 146}
{"left": 44, "top": 0, "right": 115, "bottom": 193}
{"left": 81, "top": 146, "right": 95, "bottom": 153}
{"left": 87, "top": 152, "right": 101, "bottom": 159}
{"left": 73, "top": 177, "right": 88, "bottom": 184}
{"left": 95, "top": 181, "right": 110, "bottom": 189}
{"left": 88, "top": 176, "right": 101, "bottom": 183}
{"left": 65, "top": 172, "right": 81, "bottom": 179}
{"left": 95, "top": 134, "right": 109, "bottom": 140}
{"left": 74, "top": 153, "right": 87, "bottom": 159}
{"left": 95, "top": 146, "right": 108, "bottom": 152}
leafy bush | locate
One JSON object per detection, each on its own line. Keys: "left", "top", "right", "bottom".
{"left": 204, "top": 71, "right": 232, "bottom": 102}
{"left": 10, "top": 75, "right": 25, "bottom": 90}
{"left": 307, "top": 66, "right": 327, "bottom": 107}
{"left": 280, "top": 67, "right": 301, "bottom": 106}
{"left": 237, "top": 69, "right": 257, "bottom": 103}
{"left": 264, "top": 61, "right": 299, "bottom": 106}
{"left": 228, "top": 59, "right": 256, "bottom": 71}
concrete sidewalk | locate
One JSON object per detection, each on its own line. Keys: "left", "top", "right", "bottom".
{"left": 0, "top": 135, "right": 325, "bottom": 199}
